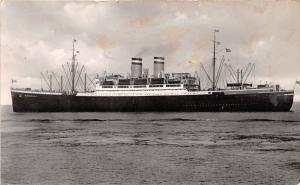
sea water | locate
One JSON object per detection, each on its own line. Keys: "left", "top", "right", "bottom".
{"left": 1, "top": 103, "right": 300, "bottom": 184}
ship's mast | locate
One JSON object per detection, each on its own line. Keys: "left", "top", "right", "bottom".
{"left": 71, "top": 39, "right": 76, "bottom": 94}
{"left": 212, "top": 30, "right": 219, "bottom": 91}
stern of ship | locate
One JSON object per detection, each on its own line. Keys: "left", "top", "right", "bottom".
{"left": 269, "top": 90, "right": 294, "bottom": 111}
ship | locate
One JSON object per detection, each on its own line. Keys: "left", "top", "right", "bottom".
{"left": 11, "top": 31, "right": 294, "bottom": 112}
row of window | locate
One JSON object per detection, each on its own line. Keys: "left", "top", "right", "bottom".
{"left": 184, "top": 104, "right": 248, "bottom": 108}
{"left": 149, "top": 85, "right": 163, "bottom": 87}
{"left": 101, "top": 84, "right": 182, "bottom": 89}
{"left": 166, "top": 85, "right": 181, "bottom": 87}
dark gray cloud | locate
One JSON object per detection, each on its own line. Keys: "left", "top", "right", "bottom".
{"left": 1, "top": 0, "right": 300, "bottom": 104}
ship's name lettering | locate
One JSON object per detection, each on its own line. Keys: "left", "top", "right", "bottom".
{"left": 25, "top": 94, "right": 38, "bottom": 98}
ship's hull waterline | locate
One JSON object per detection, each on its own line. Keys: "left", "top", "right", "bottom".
{"left": 11, "top": 90, "right": 294, "bottom": 112}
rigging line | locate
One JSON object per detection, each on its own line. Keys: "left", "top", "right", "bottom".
{"left": 75, "top": 72, "right": 81, "bottom": 91}
{"left": 52, "top": 72, "right": 61, "bottom": 90}
{"left": 200, "top": 63, "right": 213, "bottom": 83}
{"left": 67, "top": 62, "right": 72, "bottom": 78}
{"left": 252, "top": 63, "right": 255, "bottom": 85}
{"left": 254, "top": 63, "right": 256, "bottom": 85}
{"left": 216, "top": 61, "right": 224, "bottom": 86}
{"left": 224, "top": 66, "right": 226, "bottom": 83}
{"left": 216, "top": 55, "right": 225, "bottom": 84}
{"left": 206, "top": 80, "right": 210, "bottom": 90}
{"left": 86, "top": 75, "right": 96, "bottom": 89}
{"left": 225, "top": 64, "right": 236, "bottom": 82}
{"left": 78, "top": 74, "right": 85, "bottom": 91}
{"left": 225, "top": 66, "right": 229, "bottom": 84}
{"left": 241, "top": 62, "right": 249, "bottom": 72}
{"left": 62, "top": 64, "right": 72, "bottom": 88}
{"left": 79, "top": 74, "right": 86, "bottom": 91}
{"left": 75, "top": 76, "right": 83, "bottom": 92}
{"left": 68, "top": 61, "right": 75, "bottom": 89}
{"left": 228, "top": 64, "right": 238, "bottom": 82}
{"left": 243, "top": 63, "right": 255, "bottom": 83}
{"left": 219, "top": 63, "right": 224, "bottom": 88}
{"left": 242, "top": 63, "right": 251, "bottom": 80}
{"left": 60, "top": 69, "right": 66, "bottom": 90}
{"left": 86, "top": 81, "right": 94, "bottom": 90}
{"left": 40, "top": 76, "right": 42, "bottom": 90}
{"left": 223, "top": 68, "right": 227, "bottom": 89}
{"left": 229, "top": 67, "right": 235, "bottom": 83}
{"left": 229, "top": 64, "right": 237, "bottom": 79}
{"left": 75, "top": 65, "right": 85, "bottom": 89}
{"left": 40, "top": 72, "right": 50, "bottom": 89}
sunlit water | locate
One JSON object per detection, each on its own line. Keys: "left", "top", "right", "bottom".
{"left": 1, "top": 104, "right": 300, "bottom": 185}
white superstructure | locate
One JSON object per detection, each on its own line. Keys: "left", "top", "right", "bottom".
{"left": 11, "top": 83, "right": 287, "bottom": 97}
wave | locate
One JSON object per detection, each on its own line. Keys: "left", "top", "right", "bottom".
{"left": 229, "top": 134, "right": 300, "bottom": 142}
{"left": 2, "top": 118, "right": 299, "bottom": 123}
{"left": 148, "top": 118, "right": 197, "bottom": 122}
{"left": 5, "top": 118, "right": 124, "bottom": 122}
{"left": 234, "top": 119, "right": 299, "bottom": 123}
{"left": 67, "top": 142, "right": 201, "bottom": 148}
{"left": 285, "top": 162, "right": 300, "bottom": 170}
{"left": 2, "top": 118, "right": 197, "bottom": 123}
{"left": 256, "top": 148, "right": 297, "bottom": 152}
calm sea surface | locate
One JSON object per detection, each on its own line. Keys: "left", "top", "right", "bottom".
{"left": 1, "top": 103, "right": 300, "bottom": 185}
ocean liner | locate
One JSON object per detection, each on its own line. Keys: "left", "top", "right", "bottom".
{"left": 11, "top": 31, "right": 294, "bottom": 112}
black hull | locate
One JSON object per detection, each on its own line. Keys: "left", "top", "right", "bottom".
{"left": 11, "top": 91, "right": 294, "bottom": 112}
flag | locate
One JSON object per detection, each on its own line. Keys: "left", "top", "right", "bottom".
{"left": 226, "top": 48, "right": 231, "bottom": 52}
{"left": 73, "top": 39, "right": 77, "bottom": 42}
{"left": 214, "top": 29, "right": 219, "bottom": 32}
{"left": 216, "top": 41, "right": 221, "bottom": 45}
{"left": 12, "top": 79, "right": 17, "bottom": 83}
{"left": 296, "top": 80, "right": 300, "bottom": 85}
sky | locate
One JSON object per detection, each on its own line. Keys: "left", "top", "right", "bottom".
{"left": 1, "top": 0, "right": 300, "bottom": 104}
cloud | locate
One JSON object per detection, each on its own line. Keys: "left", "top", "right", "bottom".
{"left": 174, "top": 11, "right": 188, "bottom": 21}
{"left": 1, "top": 0, "right": 300, "bottom": 104}
{"left": 64, "top": 2, "right": 108, "bottom": 27}
{"left": 97, "top": 34, "right": 118, "bottom": 49}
